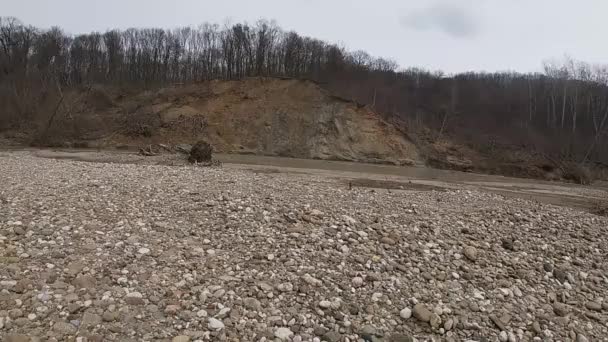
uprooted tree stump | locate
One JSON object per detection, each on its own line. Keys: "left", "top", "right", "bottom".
{"left": 188, "top": 140, "right": 213, "bottom": 163}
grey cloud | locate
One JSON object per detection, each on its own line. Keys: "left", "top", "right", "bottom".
{"left": 401, "top": 3, "right": 479, "bottom": 38}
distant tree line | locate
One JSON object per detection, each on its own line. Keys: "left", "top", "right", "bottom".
{"left": 1, "top": 17, "right": 607, "bottom": 163}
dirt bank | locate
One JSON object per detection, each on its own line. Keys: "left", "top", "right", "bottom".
{"left": 21, "top": 78, "right": 420, "bottom": 166}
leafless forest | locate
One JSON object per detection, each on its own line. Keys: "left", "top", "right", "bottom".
{"left": 1, "top": 17, "right": 607, "bottom": 169}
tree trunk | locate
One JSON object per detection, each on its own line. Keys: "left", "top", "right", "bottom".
{"left": 571, "top": 86, "right": 578, "bottom": 135}
{"left": 551, "top": 94, "right": 557, "bottom": 128}
{"left": 583, "top": 100, "right": 608, "bottom": 163}
{"left": 528, "top": 79, "right": 533, "bottom": 124}
{"left": 561, "top": 83, "right": 567, "bottom": 129}
{"left": 372, "top": 88, "right": 377, "bottom": 109}
{"left": 437, "top": 109, "right": 448, "bottom": 142}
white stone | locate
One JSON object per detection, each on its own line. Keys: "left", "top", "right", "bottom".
{"left": 352, "top": 277, "right": 364, "bottom": 287}
{"left": 499, "top": 331, "right": 508, "bottom": 342}
{"left": 330, "top": 298, "right": 341, "bottom": 310}
{"left": 400, "top": 308, "right": 412, "bottom": 319}
{"left": 197, "top": 309, "right": 208, "bottom": 318}
{"left": 0, "top": 280, "right": 17, "bottom": 288}
{"left": 356, "top": 231, "right": 368, "bottom": 238}
{"left": 342, "top": 215, "right": 357, "bottom": 224}
{"left": 302, "top": 274, "right": 322, "bottom": 286}
{"left": 274, "top": 327, "right": 294, "bottom": 341}
{"left": 208, "top": 317, "right": 224, "bottom": 330}
{"left": 512, "top": 287, "right": 523, "bottom": 297}
{"left": 473, "top": 290, "right": 485, "bottom": 300}
{"left": 311, "top": 209, "right": 323, "bottom": 217}
{"left": 319, "top": 300, "right": 331, "bottom": 309}
{"left": 138, "top": 247, "right": 150, "bottom": 254}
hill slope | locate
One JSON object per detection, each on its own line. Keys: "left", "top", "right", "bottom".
{"left": 73, "top": 78, "right": 420, "bottom": 165}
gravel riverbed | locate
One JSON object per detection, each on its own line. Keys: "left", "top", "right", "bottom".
{"left": 1, "top": 153, "right": 607, "bottom": 341}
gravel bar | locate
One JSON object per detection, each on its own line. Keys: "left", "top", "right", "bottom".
{"left": 1, "top": 152, "right": 607, "bottom": 342}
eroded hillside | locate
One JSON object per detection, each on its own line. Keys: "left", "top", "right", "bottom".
{"left": 54, "top": 78, "right": 420, "bottom": 165}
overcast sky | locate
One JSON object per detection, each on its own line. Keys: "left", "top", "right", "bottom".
{"left": 4, "top": 0, "right": 607, "bottom": 73}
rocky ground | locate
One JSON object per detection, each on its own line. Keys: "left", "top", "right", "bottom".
{"left": 1, "top": 152, "right": 607, "bottom": 342}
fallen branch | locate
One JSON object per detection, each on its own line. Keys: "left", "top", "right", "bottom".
{"left": 138, "top": 145, "right": 158, "bottom": 156}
